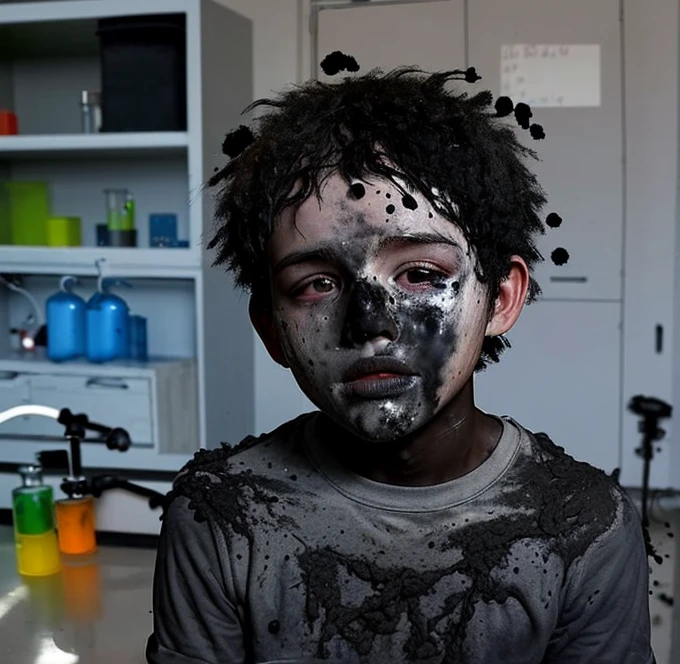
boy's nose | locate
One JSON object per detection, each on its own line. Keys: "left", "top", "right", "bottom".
{"left": 341, "top": 280, "right": 399, "bottom": 346}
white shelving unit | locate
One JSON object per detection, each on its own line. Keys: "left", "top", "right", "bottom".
{"left": 0, "top": 131, "right": 189, "bottom": 159}
{"left": 0, "top": 0, "right": 255, "bottom": 486}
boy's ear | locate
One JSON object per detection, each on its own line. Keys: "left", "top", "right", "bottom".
{"left": 485, "top": 255, "right": 530, "bottom": 337}
{"left": 249, "top": 299, "right": 290, "bottom": 368}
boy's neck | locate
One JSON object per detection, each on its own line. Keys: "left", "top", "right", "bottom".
{"left": 319, "top": 380, "right": 502, "bottom": 487}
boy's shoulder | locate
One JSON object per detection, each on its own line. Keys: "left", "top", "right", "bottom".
{"left": 165, "top": 412, "right": 318, "bottom": 529}
{"left": 508, "top": 419, "right": 635, "bottom": 554}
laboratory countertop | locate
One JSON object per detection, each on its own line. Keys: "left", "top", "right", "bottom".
{"left": 0, "top": 526, "right": 157, "bottom": 664}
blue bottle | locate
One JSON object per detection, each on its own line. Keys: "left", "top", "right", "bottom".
{"left": 86, "top": 278, "right": 131, "bottom": 362}
{"left": 46, "top": 276, "right": 86, "bottom": 362}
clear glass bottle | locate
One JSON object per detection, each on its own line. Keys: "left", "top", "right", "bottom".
{"left": 80, "top": 90, "right": 102, "bottom": 134}
{"left": 12, "top": 464, "right": 61, "bottom": 576}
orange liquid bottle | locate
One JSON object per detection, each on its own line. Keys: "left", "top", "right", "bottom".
{"left": 55, "top": 496, "right": 97, "bottom": 555}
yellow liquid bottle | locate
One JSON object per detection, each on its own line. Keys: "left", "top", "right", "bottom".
{"left": 12, "top": 465, "right": 61, "bottom": 576}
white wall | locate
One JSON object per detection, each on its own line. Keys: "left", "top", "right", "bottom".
{"left": 622, "top": 0, "right": 678, "bottom": 489}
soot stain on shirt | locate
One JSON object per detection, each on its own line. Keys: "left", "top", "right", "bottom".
{"left": 166, "top": 424, "right": 311, "bottom": 545}
{"left": 289, "top": 431, "right": 620, "bottom": 661}
{"left": 168, "top": 420, "right": 623, "bottom": 662}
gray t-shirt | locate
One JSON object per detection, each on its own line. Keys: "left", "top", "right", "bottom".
{"left": 146, "top": 413, "right": 654, "bottom": 664}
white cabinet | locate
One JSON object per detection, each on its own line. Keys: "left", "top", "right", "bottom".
{"left": 467, "top": 0, "right": 624, "bottom": 302}
{"left": 475, "top": 300, "right": 622, "bottom": 475}
{"left": 316, "top": 0, "right": 465, "bottom": 78}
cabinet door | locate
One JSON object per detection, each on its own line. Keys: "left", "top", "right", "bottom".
{"left": 317, "top": 0, "right": 465, "bottom": 78}
{"left": 0, "top": 372, "right": 31, "bottom": 434}
{"left": 27, "top": 374, "right": 154, "bottom": 447}
{"left": 474, "top": 300, "right": 622, "bottom": 474}
{"left": 467, "top": 0, "right": 623, "bottom": 301}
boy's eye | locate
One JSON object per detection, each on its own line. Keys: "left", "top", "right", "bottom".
{"left": 312, "top": 278, "right": 335, "bottom": 292}
{"left": 396, "top": 267, "right": 449, "bottom": 291}
{"left": 294, "top": 277, "right": 338, "bottom": 301}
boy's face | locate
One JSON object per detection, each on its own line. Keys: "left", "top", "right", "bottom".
{"left": 261, "top": 173, "right": 497, "bottom": 442}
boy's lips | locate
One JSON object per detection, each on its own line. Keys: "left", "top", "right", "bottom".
{"left": 345, "top": 374, "right": 419, "bottom": 399}
{"left": 343, "top": 357, "right": 415, "bottom": 383}
{"left": 341, "top": 357, "right": 420, "bottom": 398}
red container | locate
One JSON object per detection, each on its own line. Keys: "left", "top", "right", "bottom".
{"left": 0, "top": 110, "right": 18, "bottom": 135}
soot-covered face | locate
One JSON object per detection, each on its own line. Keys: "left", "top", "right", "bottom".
{"left": 266, "top": 173, "right": 492, "bottom": 442}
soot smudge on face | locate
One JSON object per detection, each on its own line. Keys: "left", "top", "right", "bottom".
{"left": 402, "top": 194, "right": 418, "bottom": 210}
{"left": 272, "top": 175, "right": 483, "bottom": 442}
{"left": 348, "top": 183, "right": 366, "bottom": 200}
{"left": 335, "top": 275, "right": 461, "bottom": 439}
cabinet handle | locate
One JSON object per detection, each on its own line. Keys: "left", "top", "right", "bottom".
{"left": 656, "top": 325, "right": 664, "bottom": 354}
{"left": 549, "top": 276, "right": 588, "bottom": 283}
{"left": 0, "top": 371, "right": 20, "bottom": 381}
{"left": 85, "top": 378, "right": 129, "bottom": 390}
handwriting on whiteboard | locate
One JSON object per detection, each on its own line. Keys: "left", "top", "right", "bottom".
{"left": 501, "top": 44, "right": 601, "bottom": 108}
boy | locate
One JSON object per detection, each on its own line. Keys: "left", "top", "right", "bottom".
{"left": 146, "top": 67, "right": 654, "bottom": 663}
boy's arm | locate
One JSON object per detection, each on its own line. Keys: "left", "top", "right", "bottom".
{"left": 146, "top": 497, "right": 246, "bottom": 664}
{"left": 543, "top": 491, "right": 655, "bottom": 664}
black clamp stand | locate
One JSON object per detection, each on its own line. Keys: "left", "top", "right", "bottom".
{"left": 628, "top": 395, "right": 672, "bottom": 525}
{"left": 39, "top": 408, "right": 167, "bottom": 512}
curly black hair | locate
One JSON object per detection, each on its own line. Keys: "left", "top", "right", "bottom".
{"left": 207, "top": 67, "right": 547, "bottom": 369}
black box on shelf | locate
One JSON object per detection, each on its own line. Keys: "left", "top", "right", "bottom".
{"left": 97, "top": 14, "right": 187, "bottom": 132}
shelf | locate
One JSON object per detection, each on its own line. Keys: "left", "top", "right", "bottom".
{"left": 0, "top": 0, "right": 194, "bottom": 26}
{"left": 0, "top": 132, "right": 189, "bottom": 160}
{"left": 0, "top": 246, "right": 202, "bottom": 278}
{"left": 0, "top": 350, "right": 195, "bottom": 376}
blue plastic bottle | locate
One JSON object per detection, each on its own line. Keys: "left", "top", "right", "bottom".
{"left": 86, "top": 278, "right": 131, "bottom": 362}
{"left": 46, "top": 276, "right": 86, "bottom": 361}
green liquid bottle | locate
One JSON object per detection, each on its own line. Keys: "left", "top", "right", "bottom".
{"left": 12, "top": 464, "right": 61, "bottom": 576}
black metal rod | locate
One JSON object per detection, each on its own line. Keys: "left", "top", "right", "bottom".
{"left": 69, "top": 436, "right": 83, "bottom": 478}
{"left": 0, "top": 434, "right": 108, "bottom": 444}
{"left": 641, "top": 434, "right": 652, "bottom": 526}
{"left": 83, "top": 420, "right": 113, "bottom": 435}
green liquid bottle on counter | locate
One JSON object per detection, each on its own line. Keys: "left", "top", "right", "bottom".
{"left": 12, "top": 464, "right": 61, "bottom": 576}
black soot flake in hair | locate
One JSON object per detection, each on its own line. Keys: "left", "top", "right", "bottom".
{"left": 221, "top": 125, "right": 255, "bottom": 158}
{"left": 530, "top": 124, "right": 545, "bottom": 140}
{"left": 546, "top": 212, "right": 562, "bottom": 229}
{"left": 464, "top": 67, "right": 481, "bottom": 83}
{"left": 514, "top": 102, "right": 533, "bottom": 130}
{"left": 320, "top": 51, "right": 360, "bottom": 76}
{"left": 495, "top": 96, "right": 514, "bottom": 117}
{"left": 551, "top": 247, "right": 569, "bottom": 266}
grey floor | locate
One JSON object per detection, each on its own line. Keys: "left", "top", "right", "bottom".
{"left": 0, "top": 525, "right": 156, "bottom": 664}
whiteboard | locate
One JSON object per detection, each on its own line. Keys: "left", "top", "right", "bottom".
{"left": 501, "top": 44, "right": 601, "bottom": 107}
